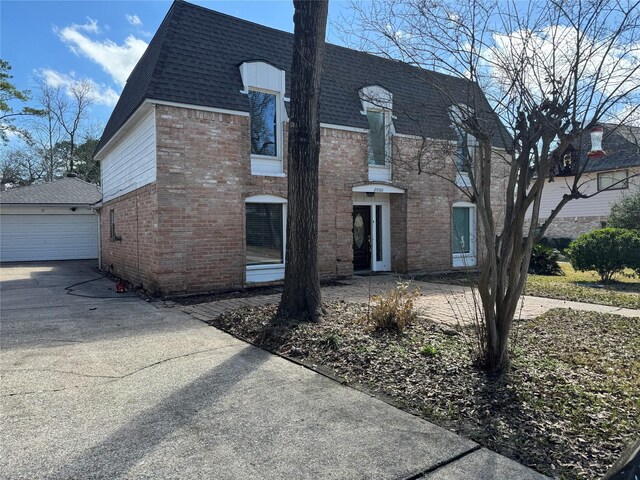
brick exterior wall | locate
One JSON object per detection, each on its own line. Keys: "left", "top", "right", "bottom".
{"left": 101, "top": 104, "right": 508, "bottom": 294}
{"left": 100, "top": 183, "right": 158, "bottom": 291}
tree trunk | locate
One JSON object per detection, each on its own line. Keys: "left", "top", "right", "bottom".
{"left": 277, "top": 0, "right": 329, "bottom": 322}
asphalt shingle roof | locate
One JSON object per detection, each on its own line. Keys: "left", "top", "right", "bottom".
{"left": 576, "top": 124, "right": 640, "bottom": 173}
{"left": 0, "top": 177, "right": 101, "bottom": 205}
{"left": 96, "top": 0, "right": 509, "bottom": 154}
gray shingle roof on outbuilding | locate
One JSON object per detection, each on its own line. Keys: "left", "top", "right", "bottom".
{"left": 96, "top": 0, "right": 510, "bottom": 155}
{"left": 0, "top": 177, "right": 101, "bottom": 205}
{"left": 566, "top": 124, "right": 640, "bottom": 173}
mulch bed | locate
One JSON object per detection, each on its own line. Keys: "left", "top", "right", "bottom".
{"left": 207, "top": 301, "right": 639, "bottom": 480}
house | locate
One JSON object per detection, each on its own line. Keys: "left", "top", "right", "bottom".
{"left": 94, "top": 0, "right": 510, "bottom": 294}
{"left": 531, "top": 124, "right": 640, "bottom": 240}
{"left": 0, "top": 176, "right": 100, "bottom": 262}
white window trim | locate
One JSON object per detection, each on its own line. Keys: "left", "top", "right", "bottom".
{"left": 452, "top": 201, "right": 477, "bottom": 268}
{"left": 450, "top": 104, "right": 476, "bottom": 188}
{"left": 247, "top": 87, "right": 284, "bottom": 176}
{"left": 597, "top": 169, "right": 628, "bottom": 191}
{"left": 239, "top": 61, "right": 288, "bottom": 177}
{"left": 245, "top": 195, "right": 287, "bottom": 283}
{"left": 360, "top": 86, "right": 394, "bottom": 182}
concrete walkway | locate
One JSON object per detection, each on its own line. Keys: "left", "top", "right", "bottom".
{"left": 183, "top": 273, "right": 639, "bottom": 324}
{"left": 1, "top": 261, "right": 547, "bottom": 479}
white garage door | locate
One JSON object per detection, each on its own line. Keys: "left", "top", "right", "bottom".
{"left": 0, "top": 214, "right": 98, "bottom": 262}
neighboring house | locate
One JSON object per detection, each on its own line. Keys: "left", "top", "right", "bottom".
{"left": 530, "top": 124, "right": 640, "bottom": 240}
{"left": 95, "top": 0, "right": 510, "bottom": 294}
{"left": 0, "top": 176, "right": 101, "bottom": 262}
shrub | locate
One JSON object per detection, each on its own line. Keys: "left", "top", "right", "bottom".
{"left": 419, "top": 343, "right": 438, "bottom": 357}
{"left": 528, "top": 244, "right": 563, "bottom": 275}
{"left": 539, "top": 236, "right": 573, "bottom": 253}
{"left": 567, "top": 228, "right": 640, "bottom": 283}
{"left": 608, "top": 191, "right": 640, "bottom": 231}
{"left": 367, "top": 282, "right": 420, "bottom": 333}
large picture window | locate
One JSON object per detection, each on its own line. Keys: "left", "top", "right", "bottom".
{"left": 246, "top": 203, "right": 283, "bottom": 265}
{"left": 367, "top": 110, "right": 387, "bottom": 166}
{"left": 597, "top": 170, "right": 628, "bottom": 191}
{"left": 249, "top": 90, "right": 278, "bottom": 157}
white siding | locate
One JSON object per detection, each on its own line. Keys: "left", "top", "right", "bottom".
{"left": 101, "top": 109, "right": 156, "bottom": 202}
{"left": 529, "top": 168, "right": 640, "bottom": 219}
{"left": 239, "top": 62, "right": 286, "bottom": 95}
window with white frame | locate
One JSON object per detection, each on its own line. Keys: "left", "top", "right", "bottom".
{"left": 450, "top": 105, "right": 477, "bottom": 187}
{"left": 452, "top": 202, "right": 477, "bottom": 267}
{"left": 597, "top": 170, "right": 628, "bottom": 191}
{"left": 367, "top": 110, "right": 388, "bottom": 166}
{"left": 245, "top": 195, "right": 287, "bottom": 282}
{"left": 239, "top": 61, "right": 287, "bottom": 176}
{"left": 249, "top": 90, "right": 278, "bottom": 157}
{"left": 360, "top": 85, "right": 393, "bottom": 181}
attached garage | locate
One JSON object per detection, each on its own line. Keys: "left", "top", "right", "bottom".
{"left": 0, "top": 177, "right": 101, "bottom": 262}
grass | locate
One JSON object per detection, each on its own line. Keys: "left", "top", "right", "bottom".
{"left": 416, "top": 262, "right": 640, "bottom": 309}
{"left": 207, "top": 302, "right": 640, "bottom": 480}
{"left": 525, "top": 262, "right": 640, "bottom": 309}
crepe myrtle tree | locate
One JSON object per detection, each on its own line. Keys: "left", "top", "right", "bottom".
{"left": 344, "top": 0, "right": 640, "bottom": 370}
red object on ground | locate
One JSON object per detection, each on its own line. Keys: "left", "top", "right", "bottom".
{"left": 116, "top": 281, "right": 126, "bottom": 293}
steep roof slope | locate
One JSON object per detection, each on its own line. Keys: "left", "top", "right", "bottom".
{"left": 96, "top": 0, "right": 509, "bottom": 154}
{"left": 0, "top": 177, "right": 101, "bottom": 205}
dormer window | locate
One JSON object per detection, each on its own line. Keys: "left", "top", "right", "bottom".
{"left": 249, "top": 90, "right": 278, "bottom": 157}
{"left": 367, "top": 110, "right": 388, "bottom": 166}
{"left": 239, "top": 61, "right": 288, "bottom": 176}
{"left": 360, "top": 85, "right": 393, "bottom": 181}
{"left": 450, "top": 105, "right": 476, "bottom": 188}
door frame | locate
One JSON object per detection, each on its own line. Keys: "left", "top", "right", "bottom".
{"left": 353, "top": 193, "right": 391, "bottom": 272}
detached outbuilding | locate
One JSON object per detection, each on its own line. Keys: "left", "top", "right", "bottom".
{"left": 0, "top": 177, "right": 101, "bottom": 262}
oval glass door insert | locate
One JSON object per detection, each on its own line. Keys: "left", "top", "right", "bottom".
{"left": 353, "top": 213, "right": 365, "bottom": 248}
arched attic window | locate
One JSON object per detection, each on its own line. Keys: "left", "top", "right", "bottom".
{"left": 450, "top": 104, "right": 478, "bottom": 188}
{"left": 239, "top": 61, "right": 289, "bottom": 176}
{"left": 360, "top": 86, "right": 394, "bottom": 182}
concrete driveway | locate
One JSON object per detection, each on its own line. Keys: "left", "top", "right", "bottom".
{"left": 0, "top": 261, "right": 546, "bottom": 479}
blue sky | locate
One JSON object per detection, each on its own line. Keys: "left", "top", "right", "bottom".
{"left": 1, "top": 0, "right": 351, "bottom": 138}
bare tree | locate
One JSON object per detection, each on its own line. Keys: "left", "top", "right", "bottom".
{"left": 52, "top": 80, "right": 93, "bottom": 174}
{"left": 343, "top": 0, "right": 640, "bottom": 370}
{"left": 277, "top": 0, "right": 329, "bottom": 322}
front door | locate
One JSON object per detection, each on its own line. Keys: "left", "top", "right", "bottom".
{"left": 352, "top": 206, "right": 371, "bottom": 271}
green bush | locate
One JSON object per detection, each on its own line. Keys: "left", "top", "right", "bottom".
{"left": 608, "top": 191, "right": 640, "bottom": 231}
{"left": 528, "top": 244, "right": 563, "bottom": 275}
{"left": 567, "top": 228, "right": 640, "bottom": 283}
{"left": 539, "top": 236, "right": 573, "bottom": 253}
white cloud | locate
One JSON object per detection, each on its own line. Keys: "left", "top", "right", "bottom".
{"left": 126, "top": 14, "right": 142, "bottom": 27}
{"left": 40, "top": 69, "right": 120, "bottom": 107}
{"left": 56, "top": 19, "right": 148, "bottom": 86}
{"left": 76, "top": 18, "right": 100, "bottom": 34}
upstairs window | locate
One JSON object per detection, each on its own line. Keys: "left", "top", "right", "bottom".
{"left": 597, "top": 170, "right": 628, "bottom": 191}
{"left": 367, "top": 110, "right": 387, "bottom": 166}
{"left": 450, "top": 105, "right": 476, "bottom": 187}
{"left": 249, "top": 90, "right": 278, "bottom": 157}
{"left": 239, "top": 61, "right": 287, "bottom": 176}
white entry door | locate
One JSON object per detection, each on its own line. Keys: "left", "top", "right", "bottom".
{"left": 0, "top": 214, "right": 98, "bottom": 262}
